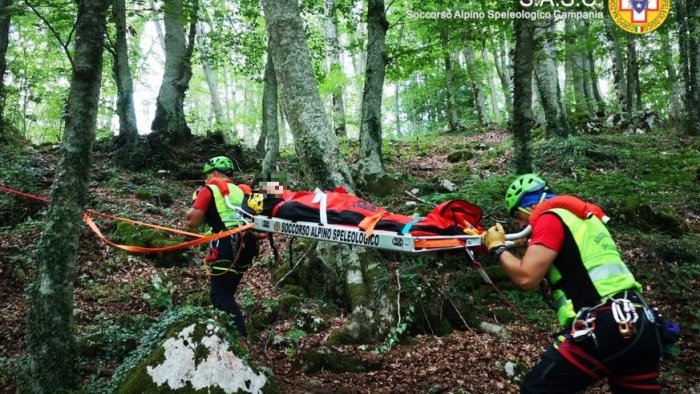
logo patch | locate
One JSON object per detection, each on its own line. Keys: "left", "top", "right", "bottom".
{"left": 609, "top": 0, "right": 670, "bottom": 34}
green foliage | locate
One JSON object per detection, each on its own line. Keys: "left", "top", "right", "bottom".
{"left": 141, "top": 274, "right": 176, "bottom": 311}
{"left": 373, "top": 305, "right": 414, "bottom": 354}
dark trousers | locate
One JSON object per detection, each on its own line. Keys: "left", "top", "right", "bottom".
{"left": 210, "top": 232, "right": 257, "bottom": 338}
{"left": 522, "top": 305, "right": 662, "bottom": 393}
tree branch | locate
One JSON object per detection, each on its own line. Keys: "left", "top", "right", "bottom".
{"left": 23, "top": 0, "right": 75, "bottom": 69}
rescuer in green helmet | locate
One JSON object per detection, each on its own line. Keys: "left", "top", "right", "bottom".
{"left": 186, "top": 156, "right": 257, "bottom": 344}
{"left": 482, "top": 173, "right": 666, "bottom": 393}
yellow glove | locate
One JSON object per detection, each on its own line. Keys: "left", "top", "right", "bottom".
{"left": 481, "top": 223, "right": 506, "bottom": 252}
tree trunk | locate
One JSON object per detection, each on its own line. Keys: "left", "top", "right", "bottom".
{"left": 262, "top": 0, "right": 353, "bottom": 190}
{"left": 196, "top": 22, "right": 226, "bottom": 134}
{"left": 691, "top": 1, "right": 700, "bottom": 135}
{"left": 440, "top": 27, "right": 461, "bottom": 131}
{"left": 565, "top": 19, "right": 589, "bottom": 115}
{"left": 149, "top": 0, "right": 166, "bottom": 51}
{"left": 263, "top": 0, "right": 394, "bottom": 344}
{"left": 626, "top": 34, "right": 640, "bottom": 112}
{"left": 463, "top": 42, "right": 490, "bottom": 126}
{"left": 325, "top": 0, "right": 347, "bottom": 138}
{"left": 481, "top": 47, "right": 500, "bottom": 124}
{"left": 357, "top": 0, "right": 388, "bottom": 184}
{"left": 533, "top": 21, "right": 570, "bottom": 137}
{"left": 394, "top": 82, "right": 401, "bottom": 137}
{"left": 493, "top": 42, "right": 513, "bottom": 120}
{"left": 112, "top": 0, "right": 139, "bottom": 146}
{"left": 26, "top": 0, "right": 109, "bottom": 391}
{"left": 658, "top": 28, "right": 682, "bottom": 120}
{"left": 532, "top": 76, "right": 546, "bottom": 126}
{"left": 586, "top": 50, "right": 606, "bottom": 117}
{"left": 512, "top": 11, "right": 535, "bottom": 173}
{"left": 678, "top": 0, "right": 700, "bottom": 134}
{"left": 150, "top": 0, "right": 197, "bottom": 145}
{"left": 605, "top": 20, "right": 628, "bottom": 112}
{"left": 0, "top": 0, "right": 12, "bottom": 137}
{"left": 279, "top": 103, "right": 288, "bottom": 146}
{"left": 261, "top": 50, "right": 279, "bottom": 176}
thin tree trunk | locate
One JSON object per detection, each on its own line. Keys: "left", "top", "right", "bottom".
{"left": 512, "top": 10, "right": 535, "bottom": 173}
{"left": 532, "top": 76, "right": 546, "bottom": 126}
{"left": 112, "top": 0, "right": 139, "bottom": 146}
{"left": 565, "top": 19, "right": 589, "bottom": 115}
{"left": 586, "top": 50, "right": 606, "bottom": 117}
{"left": 464, "top": 42, "right": 490, "bottom": 126}
{"left": 689, "top": 0, "right": 700, "bottom": 135}
{"left": 481, "top": 47, "right": 500, "bottom": 124}
{"left": 0, "top": 0, "right": 11, "bottom": 136}
{"left": 626, "top": 34, "right": 640, "bottom": 112}
{"left": 658, "top": 28, "right": 682, "bottom": 120}
{"left": 325, "top": 0, "right": 347, "bottom": 137}
{"left": 149, "top": 0, "right": 166, "bottom": 51}
{"left": 493, "top": 42, "right": 512, "bottom": 120}
{"left": 261, "top": 50, "right": 279, "bottom": 176}
{"left": 27, "top": 0, "right": 109, "bottom": 391}
{"left": 259, "top": 50, "right": 278, "bottom": 166}
{"left": 358, "top": 0, "right": 388, "bottom": 183}
{"left": 533, "top": 21, "right": 570, "bottom": 137}
{"left": 605, "top": 21, "right": 627, "bottom": 112}
{"left": 678, "top": 0, "right": 700, "bottom": 134}
{"left": 196, "top": 22, "right": 226, "bottom": 133}
{"left": 279, "top": 103, "right": 288, "bottom": 147}
{"left": 394, "top": 82, "right": 401, "bottom": 137}
{"left": 150, "top": 0, "right": 197, "bottom": 144}
{"left": 440, "top": 27, "right": 461, "bottom": 131}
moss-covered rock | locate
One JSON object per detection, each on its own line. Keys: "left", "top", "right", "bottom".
{"left": 447, "top": 150, "right": 474, "bottom": 163}
{"left": 616, "top": 198, "right": 686, "bottom": 235}
{"left": 113, "top": 308, "right": 277, "bottom": 394}
{"left": 111, "top": 221, "right": 191, "bottom": 267}
{"left": 298, "top": 346, "right": 380, "bottom": 374}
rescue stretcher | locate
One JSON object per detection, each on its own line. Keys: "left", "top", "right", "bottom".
{"left": 248, "top": 214, "right": 530, "bottom": 253}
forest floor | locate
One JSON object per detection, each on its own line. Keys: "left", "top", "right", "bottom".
{"left": 1, "top": 127, "right": 699, "bottom": 393}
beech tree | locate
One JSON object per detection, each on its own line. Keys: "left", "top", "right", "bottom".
{"left": 26, "top": 0, "right": 110, "bottom": 391}
{"left": 533, "top": 20, "right": 570, "bottom": 137}
{"left": 263, "top": 0, "right": 395, "bottom": 343}
{"left": 111, "top": 0, "right": 138, "bottom": 146}
{"left": 357, "top": 0, "right": 389, "bottom": 187}
{"left": 150, "top": 0, "right": 198, "bottom": 144}
{"left": 511, "top": 3, "right": 535, "bottom": 173}
{"left": 0, "top": 0, "right": 12, "bottom": 138}
{"left": 261, "top": 50, "right": 279, "bottom": 177}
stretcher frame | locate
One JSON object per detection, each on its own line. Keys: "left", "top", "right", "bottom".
{"left": 251, "top": 215, "right": 503, "bottom": 253}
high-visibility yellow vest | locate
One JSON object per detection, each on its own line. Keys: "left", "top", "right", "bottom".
{"left": 546, "top": 208, "right": 642, "bottom": 326}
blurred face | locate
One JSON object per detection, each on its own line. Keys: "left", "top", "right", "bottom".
{"left": 512, "top": 209, "right": 531, "bottom": 229}
{"left": 260, "top": 181, "right": 284, "bottom": 197}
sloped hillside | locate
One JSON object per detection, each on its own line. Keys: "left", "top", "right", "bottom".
{"left": 1, "top": 127, "right": 698, "bottom": 393}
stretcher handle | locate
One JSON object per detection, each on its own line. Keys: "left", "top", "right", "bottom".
{"left": 505, "top": 225, "right": 532, "bottom": 241}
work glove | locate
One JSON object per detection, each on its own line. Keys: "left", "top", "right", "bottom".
{"left": 481, "top": 223, "right": 506, "bottom": 252}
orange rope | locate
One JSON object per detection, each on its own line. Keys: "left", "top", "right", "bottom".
{"left": 84, "top": 215, "right": 253, "bottom": 253}
{"left": 0, "top": 184, "right": 202, "bottom": 238}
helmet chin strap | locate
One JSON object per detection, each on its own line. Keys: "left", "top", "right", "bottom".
{"left": 517, "top": 191, "right": 549, "bottom": 215}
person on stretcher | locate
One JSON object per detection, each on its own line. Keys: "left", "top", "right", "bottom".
{"left": 241, "top": 176, "right": 483, "bottom": 238}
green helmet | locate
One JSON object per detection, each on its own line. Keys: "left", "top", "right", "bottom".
{"left": 203, "top": 156, "right": 234, "bottom": 175}
{"left": 505, "top": 174, "right": 548, "bottom": 215}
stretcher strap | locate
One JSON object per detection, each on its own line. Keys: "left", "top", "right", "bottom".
{"left": 312, "top": 189, "right": 328, "bottom": 225}
{"left": 414, "top": 239, "right": 464, "bottom": 249}
{"left": 84, "top": 214, "right": 254, "bottom": 253}
{"left": 358, "top": 212, "right": 389, "bottom": 237}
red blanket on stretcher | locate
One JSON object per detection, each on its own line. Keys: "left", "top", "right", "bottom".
{"left": 254, "top": 187, "right": 482, "bottom": 236}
